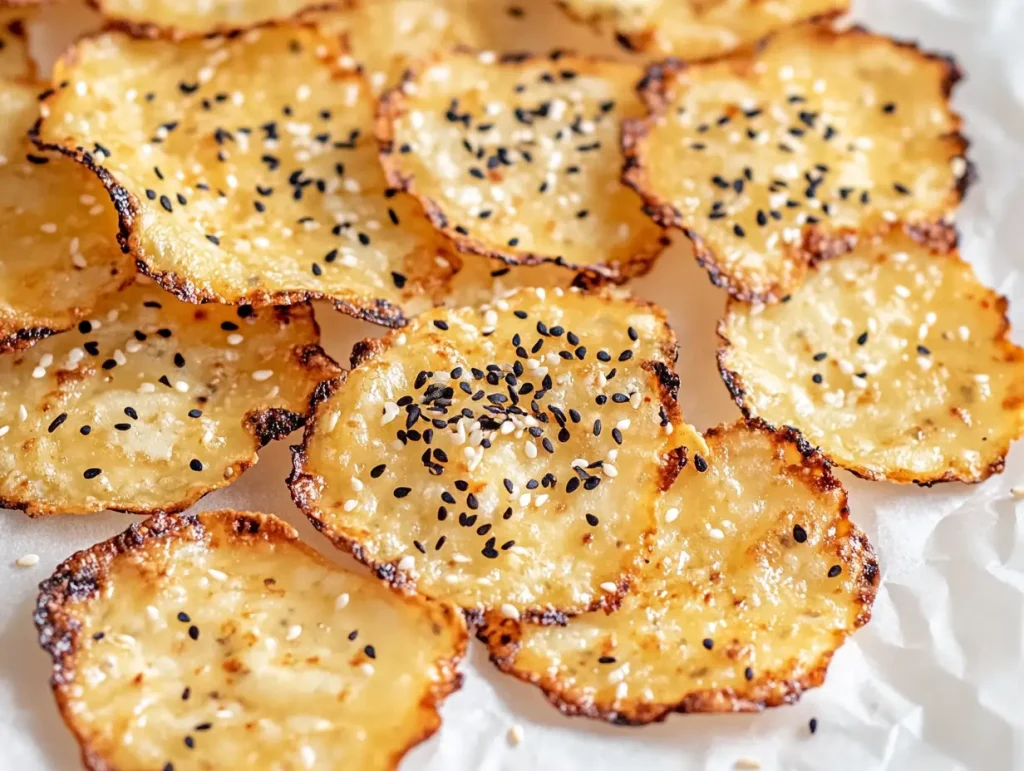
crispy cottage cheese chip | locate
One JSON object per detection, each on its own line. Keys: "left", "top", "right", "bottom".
{"left": 558, "top": 0, "right": 848, "bottom": 58}
{"left": 718, "top": 229, "right": 1024, "bottom": 484}
{"left": 378, "top": 51, "right": 668, "bottom": 281}
{"left": 0, "top": 79, "right": 133, "bottom": 352}
{"left": 35, "top": 26, "right": 459, "bottom": 325}
{"left": 478, "top": 420, "right": 878, "bottom": 723}
{"left": 91, "top": 0, "right": 331, "bottom": 37}
{"left": 0, "top": 280, "right": 338, "bottom": 516}
{"left": 623, "top": 23, "right": 969, "bottom": 301}
{"left": 0, "top": 6, "right": 33, "bottom": 78}
{"left": 35, "top": 510, "right": 467, "bottom": 771}
{"left": 290, "top": 288, "right": 704, "bottom": 616}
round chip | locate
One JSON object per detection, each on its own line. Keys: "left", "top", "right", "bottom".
{"left": 377, "top": 51, "right": 668, "bottom": 282}
{"left": 0, "top": 6, "right": 33, "bottom": 79}
{"left": 477, "top": 419, "right": 878, "bottom": 723}
{"left": 36, "top": 510, "right": 467, "bottom": 771}
{"left": 35, "top": 26, "right": 459, "bottom": 325}
{"left": 0, "top": 278, "right": 338, "bottom": 516}
{"left": 0, "top": 79, "right": 133, "bottom": 352}
{"left": 558, "top": 0, "right": 848, "bottom": 58}
{"left": 718, "top": 228, "right": 1024, "bottom": 484}
{"left": 623, "top": 23, "right": 969, "bottom": 302}
{"left": 90, "top": 0, "right": 331, "bottom": 38}
{"left": 290, "top": 287, "right": 704, "bottom": 617}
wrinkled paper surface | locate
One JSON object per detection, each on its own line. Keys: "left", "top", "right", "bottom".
{"left": 2, "top": 0, "right": 1023, "bottom": 769}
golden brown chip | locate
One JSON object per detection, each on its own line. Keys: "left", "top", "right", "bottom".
{"left": 558, "top": 0, "right": 848, "bottom": 58}
{"left": 0, "top": 6, "right": 34, "bottom": 79}
{"left": 0, "top": 278, "right": 338, "bottom": 516}
{"left": 624, "top": 23, "right": 969, "bottom": 301}
{"left": 36, "top": 510, "right": 467, "bottom": 771}
{"left": 477, "top": 419, "right": 878, "bottom": 723}
{"left": 378, "top": 51, "right": 668, "bottom": 281}
{"left": 35, "top": 26, "right": 459, "bottom": 324}
{"left": 718, "top": 228, "right": 1024, "bottom": 484}
{"left": 90, "top": 0, "right": 332, "bottom": 38}
{"left": 290, "top": 287, "right": 705, "bottom": 616}
{"left": 0, "top": 79, "right": 133, "bottom": 352}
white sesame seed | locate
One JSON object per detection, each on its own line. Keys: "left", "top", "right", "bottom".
{"left": 207, "top": 568, "right": 227, "bottom": 581}
{"left": 174, "top": 381, "right": 189, "bottom": 393}
{"left": 397, "top": 555, "right": 416, "bottom": 571}
{"left": 40, "top": 223, "right": 57, "bottom": 234}
{"left": 335, "top": 593, "right": 350, "bottom": 610}
{"left": 708, "top": 528, "right": 725, "bottom": 540}
{"left": 285, "top": 625, "right": 302, "bottom": 641}
{"left": 500, "top": 603, "right": 520, "bottom": 620}
{"left": 507, "top": 724, "right": 524, "bottom": 746}
{"left": 381, "top": 401, "right": 399, "bottom": 425}
{"left": 227, "top": 333, "right": 244, "bottom": 346}
{"left": 31, "top": 366, "right": 46, "bottom": 379}
{"left": 299, "top": 745, "right": 316, "bottom": 769}
{"left": 524, "top": 440, "right": 537, "bottom": 459}
{"left": 603, "top": 464, "right": 618, "bottom": 478}
{"left": 252, "top": 369, "right": 273, "bottom": 381}
{"left": 343, "top": 499, "right": 358, "bottom": 512}
{"left": 664, "top": 507, "right": 680, "bottom": 523}
{"left": 15, "top": 553, "right": 39, "bottom": 568}
{"left": 360, "top": 662, "right": 375, "bottom": 676}
{"left": 600, "top": 582, "right": 618, "bottom": 593}
{"left": 146, "top": 605, "right": 160, "bottom": 621}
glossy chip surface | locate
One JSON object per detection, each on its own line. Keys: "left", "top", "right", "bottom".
{"left": 478, "top": 420, "right": 877, "bottom": 723}
{"left": 0, "top": 79, "right": 133, "bottom": 352}
{"left": 92, "top": 0, "right": 328, "bottom": 37}
{"left": 36, "top": 27, "right": 458, "bottom": 324}
{"left": 36, "top": 510, "right": 467, "bottom": 771}
{"left": 718, "top": 229, "right": 1024, "bottom": 483}
{"left": 378, "top": 51, "right": 667, "bottom": 281}
{"left": 624, "top": 24, "right": 968, "bottom": 301}
{"left": 291, "top": 288, "right": 704, "bottom": 616}
{"left": 0, "top": 280, "right": 338, "bottom": 515}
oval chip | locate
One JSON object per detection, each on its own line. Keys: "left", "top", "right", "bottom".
{"left": 623, "top": 23, "right": 969, "bottom": 301}
{"left": 0, "top": 79, "right": 133, "bottom": 352}
{"left": 477, "top": 419, "right": 878, "bottom": 723}
{"left": 290, "top": 287, "right": 705, "bottom": 616}
{"left": 90, "top": 0, "right": 330, "bottom": 38}
{"left": 0, "top": 278, "right": 338, "bottom": 516}
{"left": 35, "top": 26, "right": 459, "bottom": 325}
{"left": 718, "top": 228, "right": 1024, "bottom": 484}
{"left": 558, "top": 0, "right": 848, "bottom": 58}
{"left": 36, "top": 510, "right": 467, "bottom": 771}
{"left": 378, "top": 51, "right": 668, "bottom": 282}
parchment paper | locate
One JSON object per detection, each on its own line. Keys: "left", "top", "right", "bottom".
{"left": 2, "top": 0, "right": 1023, "bottom": 769}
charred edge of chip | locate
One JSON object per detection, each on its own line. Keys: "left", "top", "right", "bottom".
{"left": 375, "top": 51, "right": 667, "bottom": 283}
{"left": 84, "top": 0, "right": 340, "bottom": 41}
{"left": 623, "top": 22, "right": 972, "bottom": 303}
{"left": 478, "top": 417, "right": 879, "bottom": 724}
{"left": 716, "top": 238, "right": 1024, "bottom": 485}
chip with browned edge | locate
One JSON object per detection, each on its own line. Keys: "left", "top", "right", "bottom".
{"left": 90, "top": 0, "right": 329, "bottom": 38}
{"left": 478, "top": 419, "right": 877, "bottom": 723}
{"left": 378, "top": 51, "right": 667, "bottom": 282}
{"left": 0, "top": 278, "right": 338, "bottom": 515}
{"left": 290, "top": 287, "right": 705, "bottom": 617}
{"left": 36, "top": 510, "right": 467, "bottom": 770}
{"left": 0, "top": 78, "right": 133, "bottom": 352}
{"left": 718, "top": 228, "right": 1024, "bottom": 484}
{"left": 558, "top": 0, "right": 848, "bottom": 58}
{"left": 35, "top": 26, "right": 459, "bottom": 325}
{"left": 624, "top": 23, "right": 968, "bottom": 301}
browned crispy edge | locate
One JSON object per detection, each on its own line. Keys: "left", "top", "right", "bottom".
{"left": 376, "top": 48, "right": 670, "bottom": 284}
{"left": 621, "top": 20, "right": 973, "bottom": 303}
{"left": 0, "top": 301, "right": 340, "bottom": 516}
{"left": 29, "top": 24, "right": 456, "bottom": 327}
{"left": 34, "top": 509, "right": 468, "bottom": 771}
{"left": 716, "top": 231, "right": 1024, "bottom": 485}
{"left": 475, "top": 416, "right": 880, "bottom": 724}
{"left": 86, "top": 0, "right": 339, "bottom": 40}
{"left": 287, "top": 287, "right": 697, "bottom": 621}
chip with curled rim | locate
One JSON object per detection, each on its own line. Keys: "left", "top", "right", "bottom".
{"left": 89, "top": 0, "right": 330, "bottom": 38}
{"left": 378, "top": 51, "right": 668, "bottom": 282}
{"left": 290, "top": 287, "right": 705, "bottom": 616}
{"left": 558, "top": 0, "right": 848, "bottom": 58}
{"left": 718, "top": 228, "right": 1024, "bottom": 484}
{"left": 623, "top": 23, "right": 969, "bottom": 302}
{"left": 0, "top": 279, "right": 338, "bottom": 516}
{"left": 35, "top": 26, "right": 459, "bottom": 325}
{"left": 477, "top": 419, "right": 878, "bottom": 723}
{"left": 0, "top": 79, "right": 133, "bottom": 352}
{"left": 35, "top": 510, "right": 467, "bottom": 771}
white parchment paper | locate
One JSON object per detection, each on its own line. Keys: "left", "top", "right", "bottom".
{"left": 2, "top": 0, "right": 1024, "bottom": 769}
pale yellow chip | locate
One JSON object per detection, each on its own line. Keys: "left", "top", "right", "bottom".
{"left": 444, "top": 255, "right": 600, "bottom": 309}
{"left": 624, "top": 23, "right": 969, "bottom": 301}
{"left": 36, "top": 510, "right": 467, "bottom": 771}
{"left": 290, "top": 287, "right": 705, "bottom": 616}
{"left": 478, "top": 419, "right": 878, "bottom": 723}
{"left": 0, "top": 6, "right": 33, "bottom": 78}
{"left": 558, "top": 0, "right": 848, "bottom": 58}
{"left": 35, "top": 26, "right": 460, "bottom": 325}
{"left": 718, "top": 228, "right": 1024, "bottom": 484}
{"left": 378, "top": 51, "right": 667, "bottom": 281}
{"left": 90, "top": 0, "right": 329, "bottom": 37}
{"left": 0, "top": 79, "right": 133, "bottom": 352}
{"left": 0, "top": 279, "right": 338, "bottom": 516}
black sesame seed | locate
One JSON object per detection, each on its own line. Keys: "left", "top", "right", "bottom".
{"left": 857, "top": 331, "right": 868, "bottom": 345}
{"left": 744, "top": 666, "right": 754, "bottom": 681}
{"left": 433, "top": 320, "right": 449, "bottom": 331}
{"left": 828, "top": 564, "right": 842, "bottom": 578}
{"left": 702, "top": 638, "right": 714, "bottom": 650}
{"left": 809, "top": 718, "right": 818, "bottom": 734}
{"left": 812, "top": 373, "right": 823, "bottom": 384}
{"left": 188, "top": 625, "right": 199, "bottom": 640}
{"left": 177, "top": 611, "right": 190, "bottom": 622}
{"left": 83, "top": 468, "right": 102, "bottom": 479}
{"left": 394, "top": 487, "right": 412, "bottom": 498}
{"left": 694, "top": 455, "right": 708, "bottom": 473}
{"left": 586, "top": 513, "right": 599, "bottom": 526}
{"left": 364, "top": 645, "right": 376, "bottom": 659}
{"left": 793, "top": 524, "right": 808, "bottom": 543}
{"left": 47, "top": 413, "right": 68, "bottom": 433}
